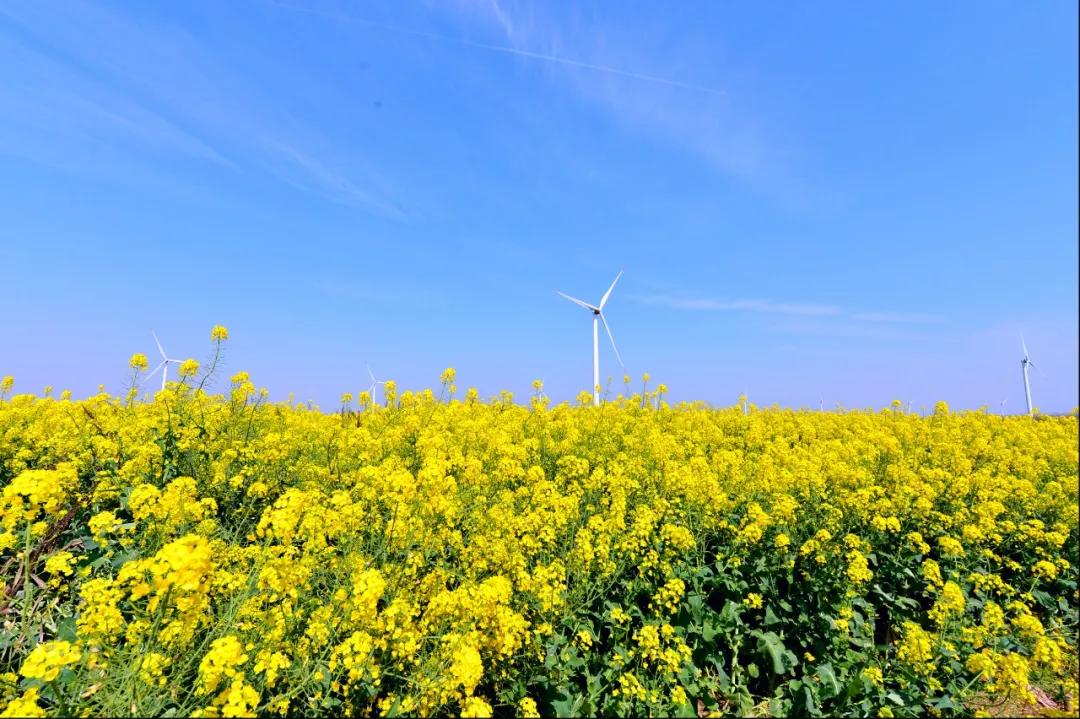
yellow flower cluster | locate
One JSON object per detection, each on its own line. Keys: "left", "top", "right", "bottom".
{"left": 0, "top": 357, "right": 1076, "bottom": 716}
{"left": 198, "top": 636, "right": 248, "bottom": 695}
{"left": 0, "top": 688, "right": 45, "bottom": 718}
{"left": 20, "top": 642, "right": 81, "bottom": 682}
{"left": 1, "top": 466, "right": 76, "bottom": 531}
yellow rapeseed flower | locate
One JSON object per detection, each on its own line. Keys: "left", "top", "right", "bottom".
{"left": 1, "top": 688, "right": 45, "bottom": 718}
{"left": 20, "top": 641, "right": 81, "bottom": 682}
{"left": 178, "top": 359, "right": 200, "bottom": 378}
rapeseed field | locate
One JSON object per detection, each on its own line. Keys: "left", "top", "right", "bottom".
{"left": 1, "top": 329, "right": 1076, "bottom": 717}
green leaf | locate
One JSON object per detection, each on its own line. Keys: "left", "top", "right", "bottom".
{"left": 755, "top": 630, "right": 796, "bottom": 675}
{"left": 736, "top": 691, "right": 756, "bottom": 715}
{"left": 550, "top": 689, "right": 578, "bottom": 717}
{"left": 586, "top": 671, "right": 603, "bottom": 700}
{"left": 110, "top": 549, "right": 139, "bottom": 569}
{"left": 816, "top": 663, "right": 840, "bottom": 697}
{"left": 885, "top": 692, "right": 905, "bottom": 706}
{"left": 674, "top": 700, "right": 697, "bottom": 718}
{"left": 871, "top": 584, "right": 894, "bottom": 601}
{"left": 933, "top": 696, "right": 958, "bottom": 710}
{"left": 56, "top": 616, "right": 78, "bottom": 642}
{"left": 773, "top": 694, "right": 796, "bottom": 717}
{"left": 763, "top": 605, "right": 782, "bottom": 626}
{"left": 703, "top": 616, "right": 721, "bottom": 642}
{"left": 90, "top": 555, "right": 111, "bottom": 569}
{"left": 844, "top": 674, "right": 865, "bottom": 699}
{"left": 802, "top": 685, "right": 820, "bottom": 716}
{"left": 711, "top": 658, "right": 731, "bottom": 690}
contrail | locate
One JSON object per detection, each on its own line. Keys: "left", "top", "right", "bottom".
{"left": 262, "top": 0, "right": 723, "bottom": 95}
{"left": 460, "top": 40, "right": 723, "bottom": 95}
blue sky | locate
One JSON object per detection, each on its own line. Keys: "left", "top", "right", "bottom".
{"left": 2, "top": 0, "right": 1077, "bottom": 411}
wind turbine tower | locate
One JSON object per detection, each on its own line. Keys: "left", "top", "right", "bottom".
{"left": 367, "top": 364, "right": 386, "bottom": 407}
{"left": 1021, "top": 336, "right": 1034, "bottom": 416}
{"left": 557, "top": 270, "right": 624, "bottom": 405}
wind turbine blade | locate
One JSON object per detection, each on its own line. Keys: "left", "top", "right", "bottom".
{"left": 600, "top": 312, "right": 624, "bottom": 367}
{"left": 367, "top": 364, "right": 376, "bottom": 383}
{"left": 1021, "top": 335, "right": 1029, "bottom": 359}
{"left": 152, "top": 331, "right": 166, "bottom": 359}
{"left": 557, "top": 291, "right": 598, "bottom": 312}
{"left": 598, "top": 269, "right": 623, "bottom": 310}
{"left": 145, "top": 360, "right": 166, "bottom": 379}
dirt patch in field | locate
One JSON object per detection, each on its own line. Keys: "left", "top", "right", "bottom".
{"left": 969, "top": 685, "right": 1076, "bottom": 718}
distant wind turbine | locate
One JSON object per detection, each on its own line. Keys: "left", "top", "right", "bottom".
{"left": 367, "top": 364, "right": 386, "bottom": 407}
{"left": 144, "top": 331, "right": 182, "bottom": 392}
{"left": 557, "top": 270, "right": 624, "bottom": 405}
{"left": 1021, "top": 336, "right": 1035, "bottom": 416}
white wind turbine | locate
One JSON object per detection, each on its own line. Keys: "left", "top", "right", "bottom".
{"left": 367, "top": 364, "right": 386, "bottom": 407}
{"left": 144, "top": 331, "right": 182, "bottom": 392}
{"left": 1020, "top": 336, "right": 1035, "bottom": 416}
{"left": 557, "top": 270, "right": 624, "bottom": 405}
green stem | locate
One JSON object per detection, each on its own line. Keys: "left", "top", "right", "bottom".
{"left": 21, "top": 522, "right": 33, "bottom": 644}
{"left": 50, "top": 678, "right": 69, "bottom": 716}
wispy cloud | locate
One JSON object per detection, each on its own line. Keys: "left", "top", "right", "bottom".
{"left": 264, "top": 0, "right": 723, "bottom": 95}
{"left": 0, "top": 0, "right": 407, "bottom": 218}
{"left": 463, "top": 39, "right": 725, "bottom": 95}
{"left": 260, "top": 1, "right": 773, "bottom": 187}
{"left": 464, "top": 2, "right": 773, "bottom": 181}
{"left": 634, "top": 293, "right": 944, "bottom": 325}
{"left": 851, "top": 311, "right": 945, "bottom": 324}
{"left": 0, "top": 33, "right": 234, "bottom": 170}
{"left": 763, "top": 320, "right": 919, "bottom": 342}
{"left": 635, "top": 294, "right": 840, "bottom": 317}
{"left": 485, "top": 0, "right": 516, "bottom": 40}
